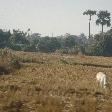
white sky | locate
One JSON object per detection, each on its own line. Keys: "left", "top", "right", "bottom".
{"left": 0, "top": 0, "right": 112, "bottom": 36}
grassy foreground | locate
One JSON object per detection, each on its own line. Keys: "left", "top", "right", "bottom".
{"left": 0, "top": 51, "right": 112, "bottom": 112}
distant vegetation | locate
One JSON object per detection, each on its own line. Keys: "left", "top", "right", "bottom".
{"left": 0, "top": 10, "right": 111, "bottom": 56}
{"left": 1, "top": 28, "right": 112, "bottom": 56}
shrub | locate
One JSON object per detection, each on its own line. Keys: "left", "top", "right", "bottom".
{"left": 60, "top": 59, "right": 69, "bottom": 64}
{"left": 10, "top": 58, "right": 21, "bottom": 69}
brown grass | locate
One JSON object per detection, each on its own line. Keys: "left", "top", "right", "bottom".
{"left": 0, "top": 51, "right": 112, "bottom": 112}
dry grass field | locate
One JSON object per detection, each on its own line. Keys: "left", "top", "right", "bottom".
{"left": 0, "top": 50, "right": 112, "bottom": 112}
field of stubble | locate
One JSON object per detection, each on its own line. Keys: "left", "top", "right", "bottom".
{"left": 0, "top": 51, "right": 112, "bottom": 112}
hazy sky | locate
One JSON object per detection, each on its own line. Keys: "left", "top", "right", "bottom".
{"left": 0, "top": 0, "right": 112, "bottom": 36}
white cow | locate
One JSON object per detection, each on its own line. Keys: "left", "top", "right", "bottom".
{"left": 96, "top": 72, "right": 107, "bottom": 88}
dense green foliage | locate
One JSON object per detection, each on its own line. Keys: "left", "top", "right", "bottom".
{"left": 96, "top": 10, "right": 111, "bottom": 33}
{"left": 1, "top": 28, "right": 112, "bottom": 56}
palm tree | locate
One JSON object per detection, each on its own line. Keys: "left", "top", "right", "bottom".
{"left": 96, "top": 10, "right": 111, "bottom": 33}
{"left": 83, "top": 10, "right": 96, "bottom": 38}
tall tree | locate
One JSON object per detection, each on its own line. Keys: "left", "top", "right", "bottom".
{"left": 64, "top": 35, "right": 76, "bottom": 48}
{"left": 96, "top": 10, "right": 111, "bottom": 33}
{"left": 83, "top": 10, "right": 96, "bottom": 38}
{"left": 0, "top": 29, "right": 11, "bottom": 48}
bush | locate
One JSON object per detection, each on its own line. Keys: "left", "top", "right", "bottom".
{"left": 60, "top": 59, "right": 69, "bottom": 64}
{"left": 9, "top": 44, "right": 22, "bottom": 51}
{"left": 10, "top": 58, "right": 21, "bottom": 69}
{"left": 56, "top": 48, "right": 79, "bottom": 55}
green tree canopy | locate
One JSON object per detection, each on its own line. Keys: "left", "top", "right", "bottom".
{"left": 83, "top": 10, "right": 96, "bottom": 38}
{"left": 83, "top": 10, "right": 96, "bottom": 20}
{"left": 96, "top": 10, "right": 111, "bottom": 33}
{"left": 0, "top": 29, "right": 11, "bottom": 48}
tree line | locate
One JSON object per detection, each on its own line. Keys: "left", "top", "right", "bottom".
{"left": 0, "top": 28, "right": 112, "bottom": 56}
{"left": 0, "top": 9, "right": 111, "bottom": 56}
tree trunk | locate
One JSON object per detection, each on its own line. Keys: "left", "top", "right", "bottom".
{"left": 89, "top": 21, "right": 90, "bottom": 38}
{"left": 102, "top": 24, "right": 104, "bottom": 33}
